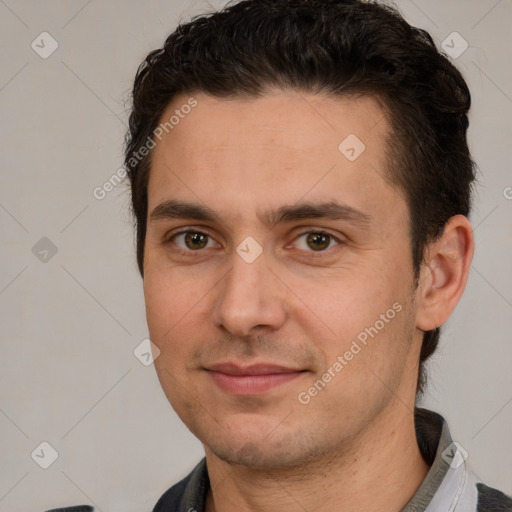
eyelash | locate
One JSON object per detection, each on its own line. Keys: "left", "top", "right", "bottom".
{"left": 164, "top": 227, "right": 343, "bottom": 255}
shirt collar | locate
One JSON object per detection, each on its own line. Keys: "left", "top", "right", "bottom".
{"left": 402, "top": 408, "right": 453, "bottom": 511}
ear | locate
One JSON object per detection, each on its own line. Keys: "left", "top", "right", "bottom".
{"left": 416, "top": 215, "right": 474, "bottom": 331}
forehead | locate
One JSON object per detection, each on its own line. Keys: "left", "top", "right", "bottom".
{"left": 147, "top": 90, "right": 403, "bottom": 226}
{"left": 153, "top": 90, "right": 389, "bottom": 158}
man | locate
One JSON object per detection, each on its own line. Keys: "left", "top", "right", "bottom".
{"left": 122, "top": 0, "right": 512, "bottom": 511}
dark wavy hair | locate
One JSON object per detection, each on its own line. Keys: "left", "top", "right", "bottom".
{"left": 124, "top": 0, "right": 475, "bottom": 396}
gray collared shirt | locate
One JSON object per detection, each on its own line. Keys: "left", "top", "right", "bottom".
{"left": 152, "top": 408, "right": 512, "bottom": 512}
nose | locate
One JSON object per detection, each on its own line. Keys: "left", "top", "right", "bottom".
{"left": 211, "top": 249, "right": 287, "bottom": 337}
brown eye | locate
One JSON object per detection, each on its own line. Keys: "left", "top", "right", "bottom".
{"left": 170, "top": 231, "right": 217, "bottom": 251}
{"left": 294, "top": 231, "right": 340, "bottom": 252}
{"left": 306, "top": 233, "right": 331, "bottom": 251}
{"left": 184, "top": 232, "right": 209, "bottom": 250}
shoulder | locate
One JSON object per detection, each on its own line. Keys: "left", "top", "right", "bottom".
{"left": 152, "top": 458, "right": 209, "bottom": 512}
{"left": 152, "top": 474, "right": 192, "bottom": 512}
{"left": 476, "top": 482, "right": 512, "bottom": 512}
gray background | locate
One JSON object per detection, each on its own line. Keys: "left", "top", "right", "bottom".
{"left": 0, "top": 0, "right": 511, "bottom": 511}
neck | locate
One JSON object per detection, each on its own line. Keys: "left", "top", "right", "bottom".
{"left": 204, "top": 402, "right": 429, "bottom": 512}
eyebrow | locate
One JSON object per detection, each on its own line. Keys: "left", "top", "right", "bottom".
{"left": 149, "top": 199, "right": 371, "bottom": 227}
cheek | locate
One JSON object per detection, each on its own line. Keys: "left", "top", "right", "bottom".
{"left": 286, "top": 266, "right": 401, "bottom": 343}
{"left": 143, "top": 262, "right": 207, "bottom": 340}
{"left": 144, "top": 270, "right": 174, "bottom": 341}
{"left": 143, "top": 263, "right": 221, "bottom": 385}
{"left": 287, "top": 256, "right": 414, "bottom": 389}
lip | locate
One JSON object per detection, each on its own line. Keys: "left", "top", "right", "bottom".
{"left": 205, "top": 362, "right": 306, "bottom": 395}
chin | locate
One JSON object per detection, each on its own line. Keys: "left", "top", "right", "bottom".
{"left": 213, "top": 440, "right": 273, "bottom": 467}
{"left": 210, "top": 441, "right": 303, "bottom": 469}
{"left": 202, "top": 419, "right": 337, "bottom": 470}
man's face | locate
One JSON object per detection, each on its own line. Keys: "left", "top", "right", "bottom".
{"left": 144, "top": 90, "right": 424, "bottom": 468}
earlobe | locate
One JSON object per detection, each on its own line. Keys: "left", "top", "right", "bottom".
{"left": 416, "top": 215, "right": 474, "bottom": 331}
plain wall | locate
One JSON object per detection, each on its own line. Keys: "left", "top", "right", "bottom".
{"left": 1, "top": 1, "right": 511, "bottom": 511}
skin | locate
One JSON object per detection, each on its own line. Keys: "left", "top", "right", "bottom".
{"left": 143, "top": 90, "right": 474, "bottom": 512}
